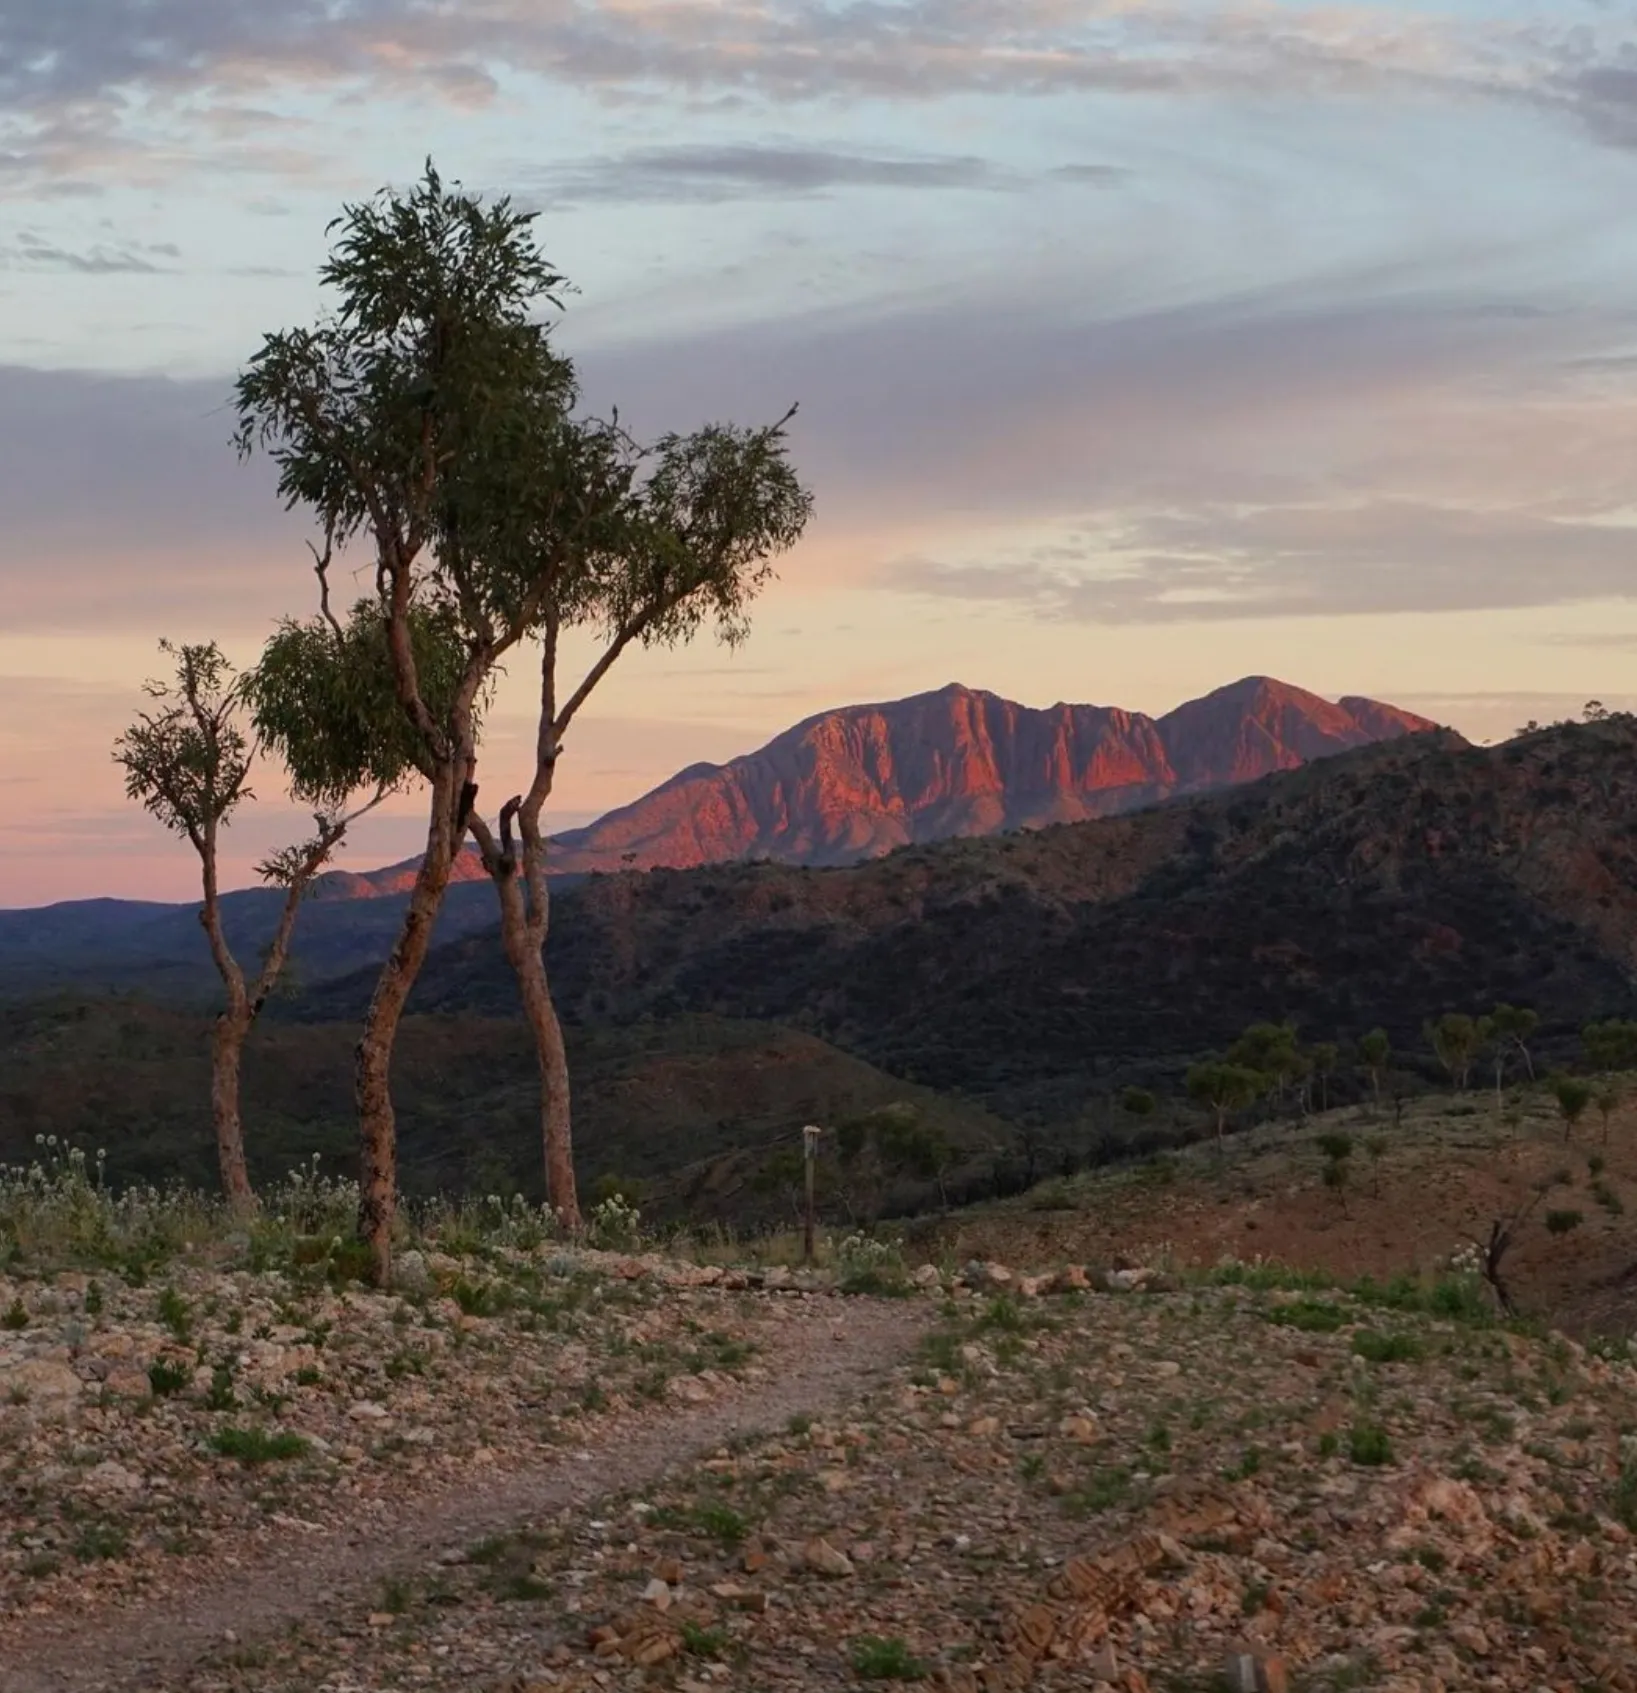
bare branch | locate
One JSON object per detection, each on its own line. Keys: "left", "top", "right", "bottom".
{"left": 307, "top": 517, "right": 345, "bottom": 640}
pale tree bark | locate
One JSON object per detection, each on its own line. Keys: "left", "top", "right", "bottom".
{"left": 197, "top": 806, "right": 364, "bottom": 1216}
{"left": 195, "top": 815, "right": 257, "bottom": 1214}
{"left": 471, "top": 772, "right": 577, "bottom": 1226}
{"left": 468, "top": 614, "right": 654, "bottom": 1232}
{"left": 354, "top": 763, "right": 462, "bottom": 1282}
{"left": 353, "top": 574, "right": 490, "bottom": 1282}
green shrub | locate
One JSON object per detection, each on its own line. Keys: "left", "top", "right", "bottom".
{"left": 851, "top": 1636, "right": 928, "bottom": 1681}
{"left": 147, "top": 1358, "right": 190, "bottom": 1397}
{"left": 1545, "top": 1209, "right": 1584, "bottom": 1235}
{"left": 1352, "top": 1330, "right": 1422, "bottom": 1364}
{"left": 1349, "top": 1423, "right": 1394, "bottom": 1466}
{"left": 1266, "top": 1298, "right": 1347, "bottom": 1333}
{"left": 209, "top": 1426, "right": 309, "bottom": 1463}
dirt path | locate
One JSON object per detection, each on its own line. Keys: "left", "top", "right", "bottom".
{"left": 3, "top": 1297, "right": 928, "bottom": 1693}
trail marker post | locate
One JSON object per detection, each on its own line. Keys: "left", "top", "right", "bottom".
{"left": 802, "top": 1124, "right": 822, "bottom": 1264}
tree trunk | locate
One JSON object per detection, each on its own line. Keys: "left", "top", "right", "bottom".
{"left": 210, "top": 1010, "right": 256, "bottom": 1214}
{"left": 491, "top": 864, "right": 579, "bottom": 1227}
{"left": 355, "top": 774, "right": 459, "bottom": 1285}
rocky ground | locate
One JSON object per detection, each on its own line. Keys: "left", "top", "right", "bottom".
{"left": 7, "top": 1242, "right": 1637, "bottom": 1693}
{"left": 915, "top": 1089, "right": 1637, "bottom": 1346}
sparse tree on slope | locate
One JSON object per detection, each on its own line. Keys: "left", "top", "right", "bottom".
{"left": 1119, "top": 1087, "right": 1157, "bottom": 1122}
{"left": 1489, "top": 1003, "right": 1538, "bottom": 1083}
{"left": 1186, "top": 1061, "right": 1262, "bottom": 1151}
{"left": 1595, "top": 1083, "right": 1623, "bottom": 1144}
{"left": 1309, "top": 1042, "right": 1339, "bottom": 1114}
{"left": 113, "top": 641, "right": 379, "bottom": 1211}
{"left": 1357, "top": 1028, "right": 1391, "bottom": 1114}
{"left": 1583, "top": 1018, "right": 1637, "bottom": 1076}
{"left": 1227, "top": 1022, "right": 1306, "bottom": 1113}
{"left": 1553, "top": 1075, "right": 1593, "bottom": 1144}
{"left": 1427, "top": 1012, "right": 1481, "bottom": 1091}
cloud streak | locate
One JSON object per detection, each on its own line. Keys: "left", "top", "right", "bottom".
{"left": 530, "top": 142, "right": 1030, "bottom": 205}
{"left": 887, "top": 500, "right": 1637, "bottom": 626}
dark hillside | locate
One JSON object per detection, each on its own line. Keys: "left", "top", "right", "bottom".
{"left": 306, "top": 721, "right": 1637, "bottom": 1125}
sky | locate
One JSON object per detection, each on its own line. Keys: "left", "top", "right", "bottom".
{"left": 5, "top": 0, "right": 1637, "bottom": 905}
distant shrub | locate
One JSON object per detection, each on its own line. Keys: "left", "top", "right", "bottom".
{"left": 1348, "top": 1423, "right": 1394, "bottom": 1466}
{"left": 1545, "top": 1209, "right": 1584, "bottom": 1236}
{"left": 209, "top": 1426, "right": 308, "bottom": 1463}
{"left": 1266, "top": 1299, "right": 1347, "bottom": 1333}
{"left": 1352, "top": 1330, "right": 1422, "bottom": 1364}
{"left": 147, "top": 1358, "right": 190, "bottom": 1397}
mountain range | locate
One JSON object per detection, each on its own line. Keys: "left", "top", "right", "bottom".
{"left": 0, "top": 673, "right": 1437, "bottom": 996}
{"left": 320, "top": 714, "right": 1637, "bottom": 1126}
{"left": 313, "top": 673, "right": 1439, "bottom": 895}
{"left": 9, "top": 712, "right": 1634, "bottom": 1221}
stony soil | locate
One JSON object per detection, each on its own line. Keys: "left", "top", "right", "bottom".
{"left": 8, "top": 1243, "right": 1637, "bottom": 1693}
{"left": 918, "top": 1091, "right": 1637, "bottom": 1343}
{"left": 0, "top": 1243, "right": 924, "bottom": 1691}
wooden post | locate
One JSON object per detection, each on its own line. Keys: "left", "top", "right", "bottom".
{"left": 802, "top": 1124, "right": 821, "bottom": 1265}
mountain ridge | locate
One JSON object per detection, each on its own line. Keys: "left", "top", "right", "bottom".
{"left": 313, "top": 673, "right": 1441, "bottom": 897}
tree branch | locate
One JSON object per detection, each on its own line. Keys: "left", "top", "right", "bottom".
{"left": 306, "top": 517, "right": 345, "bottom": 640}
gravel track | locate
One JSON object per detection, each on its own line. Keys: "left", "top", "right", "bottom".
{"left": 3, "top": 1296, "right": 929, "bottom": 1693}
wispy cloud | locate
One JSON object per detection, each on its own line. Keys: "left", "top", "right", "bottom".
{"left": 886, "top": 500, "right": 1637, "bottom": 626}
{"left": 530, "top": 142, "right": 1029, "bottom": 206}
{"left": 0, "top": 230, "right": 180, "bottom": 273}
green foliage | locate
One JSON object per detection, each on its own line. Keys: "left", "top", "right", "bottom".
{"left": 1226, "top": 1021, "right": 1307, "bottom": 1097}
{"left": 1118, "top": 1086, "right": 1157, "bottom": 1118}
{"left": 831, "top": 1103, "right": 953, "bottom": 1219}
{"left": 1308, "top": 1040, "right": 1339, "bottom": 1108}
{"left": 850, "top": 1636, "right": 929, "bottom": 1681}
{"left": 147, "top": 1358, "right": 191, "bottom": 1397}
{"left": 1348, "top": 1423, "right": 1394, "bottom": 1466}
{"left": 209, "top": 1426, "right": 309, "bottom": 1463}
{"left": 112, "top": 641, "right": 252, "bottom": 847}
{"left": 1, "top": 1296, "right": 25, "bottom": 1331}
{"left": 1583, "top": 1018, "right": 1637, "bottom": 1074}
{"left": 157, "top": 1285, "right": 191, "bottom": 1340}
{"left": 1185, "top": 1061, "right": 1263, "bottom": 1141}
{"left": 1544, "top": 1208, "right": 1583, "bottom": 1235}
{"left": 234, "top": 161, "right": 576, "bottom": 574}
{"left": 679, "top": 1620, "right": 728, "bottom": 1658}
{"left": 1487, "top": 1003, "right": 1538, "bottom": 1066}
{"left": 1595, "top": 1085, "right": 1623, "bottom": 1141}
{"left": 243, "top": 600, "right": 470, "bottom": 806}
{"left": 1265, "top": 1298, "right": 1347, "bottom": 1333}
{"left": 1352, "top": 1330, "right": 1422, "bottom": 1363}
{"left": 1426, "top": 1013, "right": 1482, "bottom": 1089}
{"left": 1316, "top": 1133, "right": 1353, "bottom": 1162}
{"left": 1358, "top": 1027, "right": 1391, "bottom": 1080}
{"left": 1552, "top": 1076, "right": 1594, "bottom": 1141}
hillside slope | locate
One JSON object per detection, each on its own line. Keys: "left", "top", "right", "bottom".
{"left": 333, "top": 718, "right": 1637, "bottom": 1125}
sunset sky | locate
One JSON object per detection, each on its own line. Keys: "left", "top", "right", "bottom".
{"left": 4, "top": 0, "right": 1637, "bottom": 906}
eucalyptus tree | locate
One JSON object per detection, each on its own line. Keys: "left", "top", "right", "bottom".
{"left": 1357, "top": 1027, "right": 1391, "bottom": 1113}
{"left": 1427, "top": 1012, "right": 1481, "bottom": 1091}
{"left": 461, "top": 408, "right": 812, "bottom": 1227}
{"left": 235, "top": 165, "right": 592, "bottom": 1280}
{"left": 1185, "top": 1061, "right": 1262, "bottom": 1151}
{"left": 113, "top": 640, "right": 379, "bottom": 1211}
{"left": 234, "top": 161, "right": 812, "bottom": 1268}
